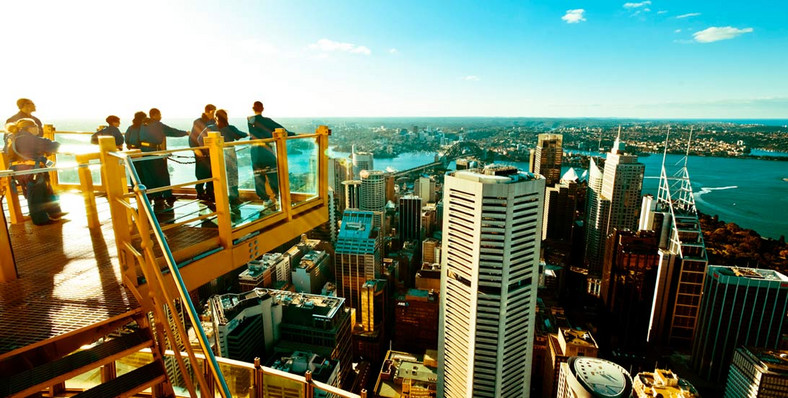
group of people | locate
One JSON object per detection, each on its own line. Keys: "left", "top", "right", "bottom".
{"left": 3, "top": 98, "right": 65, "bottom": 223}
{"left": 3, "top": 98, "right": 292, "bottom": 223}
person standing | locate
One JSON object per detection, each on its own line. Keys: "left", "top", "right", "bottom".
{"left": 91, "top": 115, "right": 124, "bottom": 150}
{"left": 140, "top": 108, "right": 188, "bottom": 207}
{"left": 5, "top": 118, "right": 65, "bottom": 222}
{"left": 124, "top": 111, "right": 149, "bottom": 187}
{"left": 190, "top": 104, "right": 216, "bottom": 201}
{"left": 247, "top": 101, "right": 293, "bottom": 207}
{"left": 4, "top": 98, "right": 43, "bottom": 152}
{"left": 200, "top": 109, "right": 247, "bottom": 205}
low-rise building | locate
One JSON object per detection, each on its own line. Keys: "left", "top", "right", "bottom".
{"left": 632, "top": 368, "right": 699, "bottom": 398}
{"left": 374, "top": 350, "right": 438, "bottom": 398}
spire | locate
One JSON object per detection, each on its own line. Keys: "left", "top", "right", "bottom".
{"left": 611, "top": 125, "right": 624, "bottom": 154}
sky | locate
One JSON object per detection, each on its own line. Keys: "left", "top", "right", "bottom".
{"left": 1, "top": 0, "right": 787, "bottom": 119}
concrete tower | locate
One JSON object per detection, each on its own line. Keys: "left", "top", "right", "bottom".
{"left": 438, "top": 165, "right": 545, "bottom": 398}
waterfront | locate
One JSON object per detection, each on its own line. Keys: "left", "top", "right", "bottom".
{"left": 331, "top": 149, "right": 788, "bottom": 240}
{"left": 44, "top": 120, "right": 788, "bottom": 239}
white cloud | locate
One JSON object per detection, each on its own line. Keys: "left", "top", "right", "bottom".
{"left": 623, "top": 1, "right": 651, "bottom": 9}
{"left": 309, "top": 38, "right": 371, "bottom": 55}
{"left": 562, "top": 9, "right": 586, "bottom": 24}
{"left": 674, "top": 29, "right": 682, "bottom": 33}
{"left": 389, "top": 48, "right": 398, "bottom": 54}
{"left": 463, "top": 75, "right": 480, "bottom": 81}
{"left": 676, "top": 12, "right": 701, "bottom": 19}
{"left": 657, "top": 10, "right": 668, "bottom": 14}
{"left": 693, "top": 26, "right": 753, "bottom": 43}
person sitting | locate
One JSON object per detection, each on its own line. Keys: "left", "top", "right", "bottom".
{"left": 199, "top": 109, "right": 247, "bottom": 205}
{"left": 5, "top": 118, "right": 65, "bottom": 223}
{"left": 91, "top": 115, "right": 124, "bottom": 150}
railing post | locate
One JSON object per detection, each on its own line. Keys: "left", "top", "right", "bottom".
{"left": 206, "top": 132, "right": 233, "bottom": 248}
{"left": 98, "top": 137, "right": 133, "bottom": 274}
{"left": 0, "top": 153, "right": 25, "bottom": 224}
{"left": 360, "top": 388, "right": 367, "bottom": 398}
{"left": 42, "top": 125, "right": 59, "bottom": 190}
{"left": 316, "top": 126, "right": 330, "bottom": 204}
{"left": 254, "top": 357, "right": 263, "bottom": 398}
{"left": 75, "top": 153, "right": 100, "bottom": 229}
{"left": 273, "top": 128, "right": 292, "bottom": 220}
{"left": 0, "top": 198, "right": 17, "bottom": 282}
{"left": 304, "top": 370, "right": 314, "bottom": 398}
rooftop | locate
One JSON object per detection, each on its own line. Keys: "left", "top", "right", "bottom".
{"left": 710, "top": 265, "right": 788, "bottom": 283}
{"left": 568, "top": 357, "right": 632, "bottom": 398}
{"left": 633, "top": 368, "right": 699, "bottom": 398}
{"left": 451, "top": 164, "right": 542, "bottom": 184}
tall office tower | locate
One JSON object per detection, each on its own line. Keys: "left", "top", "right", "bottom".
{"left": 422, "top": 203, "right": 437, "bottom": 237}
{"left": 360, "top": 170, "right": 386, "bottom": 228}
{"left": 209, "top": 289, "right": 353, "bottom": 385}
{"left": 600, "top": 230, "right": 659, "bottom": 349}
{"left": 543, "top": 328, "right": 599, "bottom": 398}
{"left": 585, "top": 133, "right": 645, "bottom": 277}
{"left": 542, "top": 168, "right": 581, "bottom": 242}
{"left": 534, "top": 133, "right": 563, "bottom": 186}
{"left": 335, "top": 210, "right": 382, "bottom": 313}
{"left": 417, "top": 176, "right": 437, "bottom": 204}
{"left": 647, "top": 135, "right": 709, "bottom": 347}
{"left": 343, "top": 180, "right": 361, "bottom": 210}
{"left": 584, "top": 158, "right": 610, "bottom": 273}
{"left": 359, "top": 279, "right": 387, "bottom": 334}
{"left": 351, "top": 145, "right": 374, "bottom": 177}
{"left": 329, "top": 157, "right": 352, "bottom": 212}
{"left": 385, "top": 174, "right": 397, "bottom": 203}
{"left": 422, "top": 238, "right": 441, "bottom": 264}
{"left": 638, "top": 194, "right": 655, "bottom": 231}
{"left": 556, "top": 357, "right": 633, "bottom": 398}
{"left": 399, "top": 194, "right": 423, "bottom": 243}
{"left": 725, "top": 347, "right": 788, "bottom": 398}
{"left": 632, "top": 368, "right": 699, "bottom": 398}
{"left": 438, "top": 165, "right": 545, "bottom": 398}
{"left": 691, "top": 266, "right": 788, "bottom": 382}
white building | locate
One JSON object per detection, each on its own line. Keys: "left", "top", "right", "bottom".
{"left": 557, "top": 357, "right": 633, "bottom": 398}
{"left": 437, "top": 165, "right": 545, "bottom": 398}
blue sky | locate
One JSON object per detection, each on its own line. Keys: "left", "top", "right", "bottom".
{"left": 2, "top": 0, "right": 786, "bottom": 119}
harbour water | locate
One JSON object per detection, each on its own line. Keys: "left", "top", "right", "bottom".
{"left": 45, "top": 120, "right": 788, "bottom": 239}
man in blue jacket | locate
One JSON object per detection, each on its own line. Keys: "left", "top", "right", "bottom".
{"left": 140, "top": 108, "right": 188, "bottom": 207}
{"left": 247, "top": 101, "right": 293, "bottom": 207}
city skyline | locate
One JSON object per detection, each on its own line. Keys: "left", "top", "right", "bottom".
{"left": 2, "top": 1, "right": 787, "bottom": 119}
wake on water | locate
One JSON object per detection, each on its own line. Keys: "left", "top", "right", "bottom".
{"left": 693, "top": 185, "right": 738, "bottom": 199}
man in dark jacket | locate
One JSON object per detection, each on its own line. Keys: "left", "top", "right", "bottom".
{"left": 190, "top": 104, "right": 216, "bottom": 201}
{"left": 91, "top": 115, "right": 124, "bottom": 150}
{"left": 247, "top": 101, "right": 294, "bottom": 205}
{"left": 140, "top": 108, "right": 188, "bottom": 207}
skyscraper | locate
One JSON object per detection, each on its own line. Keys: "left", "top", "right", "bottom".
{"left": 399, "top": 194, "right": 423, "bottom": 243}
{"left": 329, "top": 157, "right": 352, "bottom": 213}
{"left": 724, "top": 346, "right": 788, "bottom": 398}
{"left": 585, "top": 133, "right": 644, "bottom": 277}
{"left": 542, "top": 168, "right": 581, "bottom": 242}
{"left": 359, "top": 170, "right": 386, "bottom": 228}
{"left": 646, "top": 135, "right": 709, "bottom": 347}
{"left": 438, "top": 165, "right": 545, "bottom": 398}
{"left": 691, "top": 266, "right": 788, "bottom": 382}
{"left": 342, "top": 180, "right": 361, "bottom": 210}
{"left": 556, "top": 357, "right": 633, "bottom": 398}
{"left": 534, "top": 133, "right": 563, "bottom": 186}
{"left": 417, "top": 176, "right": 437, "bottom": 204}
{"left": 335, "top": 210, "right": 382, "bottom": 313}
{"left": 351, "top": 145, "right": 374, "bottom": 177}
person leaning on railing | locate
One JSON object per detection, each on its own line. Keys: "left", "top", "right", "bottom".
{"left": 90, "top": 115, "right": 124, "bottom": 150}
{"left": 247, "top": 101, "right": 294, "bottom": 209}
{"left": 199, "top": 109, "right": 247, "bottom": 206}
{"left": 190, "top": 104, "right": 216, "bottom": 202}
{"left": 4, "top": 118, "right": 66, "bottom": 222}
{"left": 139, "top": 108, "right": 188, "bottom": 208}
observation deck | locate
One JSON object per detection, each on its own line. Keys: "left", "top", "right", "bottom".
{"left": 0, "top": 126, "right": 363, "bottom": 397}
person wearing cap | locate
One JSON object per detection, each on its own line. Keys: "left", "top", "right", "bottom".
{"left": 199, "top": 109, "right": 247, "bottom": 205}
{"left": 4, "top": 98, "right": 43, "bottom": 152}
{"left": 247, "top": 101, "right": 293, "bottom": 207}
{"left": 190, "top": 104, "right": 216, "bottom": 201}
{"left": 139, "top": 108, "right": 188, "bottom": 207}
{"left": 91, "top": 115, "right": 124, "bottom": 150}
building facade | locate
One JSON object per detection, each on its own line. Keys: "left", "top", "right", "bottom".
{"left": 335, "top": 210, "right": 382, "bottom": 313}
{"left": 725, "top": 346, "right": 788, "bottom": 398}
{"left": 399, "top": 194, "right": 423, "bottom": 243}
{"left": 534, "top": 133, "right": 563, "bottom": 186}
{"left": 438, "top": 165, "right": 545, "bottom": 398}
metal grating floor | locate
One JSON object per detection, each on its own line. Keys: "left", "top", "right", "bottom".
{"left": 0, "top": 193, "right": 137, "bottom": 356}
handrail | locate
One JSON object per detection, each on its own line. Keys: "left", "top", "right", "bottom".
{"left": 120, "top": 153, "right": 233, "bottom": 398}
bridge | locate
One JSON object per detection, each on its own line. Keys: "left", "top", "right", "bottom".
{"left": 390, "top": 141, "right": 489, "bottom": 178}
